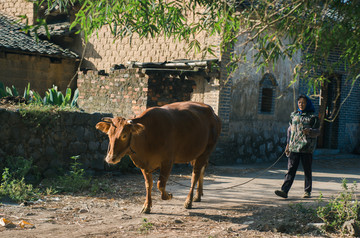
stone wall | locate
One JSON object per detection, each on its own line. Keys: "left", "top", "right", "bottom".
{"left": 0, "top": 108, "right": 111, "bottom": 177}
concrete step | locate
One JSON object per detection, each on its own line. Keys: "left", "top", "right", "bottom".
{"left": 313, "top": 149, "right": 360, "bottom": 160}
{"left": 314, "top": 149, "right": 340, "bottom": 156}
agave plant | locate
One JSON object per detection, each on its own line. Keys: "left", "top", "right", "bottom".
{"left": 1, "top": 82, "right": 79, "bottom": 108}
{"left": 0, "top": 82, "right": 19, "bottom": 98}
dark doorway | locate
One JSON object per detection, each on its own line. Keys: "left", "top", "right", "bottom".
{"left": 318, "top": 74, "right": 342, "bottom": 149}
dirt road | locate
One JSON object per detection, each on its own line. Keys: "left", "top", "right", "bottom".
{"left": 1, "top": 156, "right": 360, "bottom": 237}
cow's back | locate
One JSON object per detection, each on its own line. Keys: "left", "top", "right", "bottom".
{"left": 133, "top": 101, "right": 221, "bottom": 164}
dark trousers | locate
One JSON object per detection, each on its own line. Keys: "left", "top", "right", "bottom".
{"left": 281, "top": 152, "right": 313, "bottom": 194}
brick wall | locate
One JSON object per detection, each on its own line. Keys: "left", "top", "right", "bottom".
{"left": 147, "top": 72, "right": 195, "bottom": 107}
{"left": 0, "top": 0, "right": 34, "bottom": 23}
{"left": 77, "top": 67, "right": 220, "bottom": 119}
{"left": 77, "top": 69, "right": 148, "bottom": 118}
{"left": 82, "top": 29, "right": 220, "bottom": 72}
{"left": 79, "top": 4, "right": 221, "bottom": 71}
{"left": 299, "top": 48, "right": 360, "bottom": 153}
{"left": 338, "top": 75, "right": 360, "bottom": 152}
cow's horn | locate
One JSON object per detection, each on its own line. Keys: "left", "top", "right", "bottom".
{"left": 101, "top": 117, "right": 113, "bottom": 122}
{"left": 127, "top": 120, "right": 133, "bottom": 124}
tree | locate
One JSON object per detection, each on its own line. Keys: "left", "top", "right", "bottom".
{"left": 28, "top": 0, "right": 360, "bottom": 121}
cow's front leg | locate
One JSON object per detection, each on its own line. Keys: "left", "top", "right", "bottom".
{"left": 157, "top": 163, "right": 173, "bottom": 200}
{"left": 141, "top": 169, "right": 153, "bottom": 214}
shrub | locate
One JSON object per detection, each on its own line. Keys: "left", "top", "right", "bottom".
{"left": 317, "top": 179, "right": 359, "bottom": 235}
{"left": 0, "top": 168, "right": 40, "bottom": 202}
{"left": 54, "top": 155, "right": 91, "bottom": 193}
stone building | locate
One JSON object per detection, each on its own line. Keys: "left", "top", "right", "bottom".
{"left": 1, "top": 1, "right": 359, "bottom": 164}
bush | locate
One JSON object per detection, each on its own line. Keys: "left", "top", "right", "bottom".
{"left": 0, "top": 168, "right": 40, "bottom": 202}
{"left": 317, "top": 179, "right": 360, "bottom": 235}
{"left": 52, "top": 155, "right": 91, "bottom": 193}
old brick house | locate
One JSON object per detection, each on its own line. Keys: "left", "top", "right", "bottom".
{"left": 0, "top": 12, "right": 79, "bottom": 94}
{"left": 1, "top": 1, "right": 359, "bottom": 164}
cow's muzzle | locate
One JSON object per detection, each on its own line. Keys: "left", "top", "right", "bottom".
{"left": 105, "top": 154, "right": 121, "bottom": 164}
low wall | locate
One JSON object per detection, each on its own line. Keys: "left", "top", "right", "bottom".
{"left": 0, "top": 108, "right": 112, "bottom": 177}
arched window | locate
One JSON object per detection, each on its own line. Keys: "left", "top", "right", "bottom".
{"left": 258, "top": 73, "right": 277, "bottom": 114}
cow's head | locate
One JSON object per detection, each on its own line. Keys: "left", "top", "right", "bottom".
{"left": 96, "top": 117, "right": 144, "bottom": 164}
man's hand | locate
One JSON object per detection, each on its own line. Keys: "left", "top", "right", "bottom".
{"left": 303, "top": 128, "right": 311, "bottom": 135}
{"left": 285, "top": 144, "right": 290, "bottom": 157}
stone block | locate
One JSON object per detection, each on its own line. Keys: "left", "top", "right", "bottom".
{"left": 69, "top": 141, "right": 88, "bottom": 155}
{"left": 88, "top": 141, "right": 100, "bottom": 151}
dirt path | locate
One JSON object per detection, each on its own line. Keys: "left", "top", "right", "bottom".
{"left": 1, "top": 157, "right": 360, "bottom": 237}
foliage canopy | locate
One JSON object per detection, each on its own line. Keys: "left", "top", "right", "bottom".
{"left": 29, "top": 0, "right": 359, "bottom": 88}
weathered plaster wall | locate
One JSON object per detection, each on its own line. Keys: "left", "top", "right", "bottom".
{"left": 220, "top": 37, "right": 302, "bottom": 163}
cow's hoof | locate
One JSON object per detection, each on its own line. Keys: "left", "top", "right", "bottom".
{"left": 167, "top": 193, "right": 173, "bottom": 199}
{"left": 184, "top": 201, "right": 192, "bottom": 209}
{"left": 140, "top": 206, "right": 151, "bottom": 214}
{"left": 161, "top": 192, "right": 173, "bottom": 200}
{"left": 193, "top": 195, "right": 201, "bottom": 202}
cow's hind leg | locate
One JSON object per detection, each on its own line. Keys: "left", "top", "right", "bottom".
{"left": 157, "top": 162, "right": 173, "bottom": 200}
{"left": 141, "top": 169, "right": 153, "bottom": 214}
{"left": 193, "top": 166, "right": 206, "bottom": 202}
{"left": 184, "top": 158, "right": 208, "bottom": 209}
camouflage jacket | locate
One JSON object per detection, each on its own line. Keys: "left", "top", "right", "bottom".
{"left": 288, "top": 111, "right": 320, "bottom": 153}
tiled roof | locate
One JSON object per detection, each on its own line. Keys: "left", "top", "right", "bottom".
{"left": 0, "top": 12, "right": 78, "bottom": 59}
{"left": 37, "top": 22, "right": 77, "bottom": 39}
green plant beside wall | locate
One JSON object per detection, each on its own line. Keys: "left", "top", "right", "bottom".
{"left": 50, "top": 155, "right": 91, "bottom": 193}
{"left": 0, "top": 82, "right": 19, "bottom": 98}
{"left": 1, "top": 82, "right": 79, "bottom": 108}
{"left": 317, "top": 179, "right": 359, "bottom": 235}
{"left": 18, "top": 104, "right": 61, "bottom": 128}
{"left": 0, "top": 156, "right": 41, "bottom": 203}
{"left": 0, "top": 168, "right": 40, "bottom": 203}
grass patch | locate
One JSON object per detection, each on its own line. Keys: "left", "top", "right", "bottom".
{"left": 138, "top": 218, "right": 153, "bottom": 234}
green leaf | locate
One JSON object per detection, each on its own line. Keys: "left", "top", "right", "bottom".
{"left": 71, "top": 88, "right": 79, "bottom": 108}
{"left": 6, "top": 87, "right": 13, "bottom": 96}
{"left": 62, "top": 88, "right": 72, "bottom": 106}
{"left": 23, "top": 83, "right": 31, "bottom": 101}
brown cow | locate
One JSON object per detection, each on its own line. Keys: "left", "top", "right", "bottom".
{"left": 96, "top": 101, "right": 221, "bottom": 213}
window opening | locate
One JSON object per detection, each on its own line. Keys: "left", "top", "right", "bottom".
{"left": 258, "top": 73, "right": 277, "bottom": 114}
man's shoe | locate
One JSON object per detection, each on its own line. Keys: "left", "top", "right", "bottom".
{"left": 275, "top": 190, "right": 288, "bottom": 198}
{"left": 303, "top": 192, "right": 311, "bottom": 198}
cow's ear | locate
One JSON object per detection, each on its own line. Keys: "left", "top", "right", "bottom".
{"left": 96, "top": 122, "right": 111, "bottom": 134}
{"left": 130, "top": 123, "right": 145, "bottom": 135}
